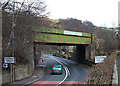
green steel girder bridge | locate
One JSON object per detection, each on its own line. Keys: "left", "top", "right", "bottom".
{"left": 32, "top": 27, "right": 92, "bottom": 45}
{"left": 32, "top": 27, "right": 94, "bottom": 63}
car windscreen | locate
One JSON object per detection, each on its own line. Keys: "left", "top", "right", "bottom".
{"left": 54, "top": 65, "right": 61, "bottom": 68}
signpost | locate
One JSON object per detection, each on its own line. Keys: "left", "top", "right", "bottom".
{"left": 4, "top": 57, "right": 16, "bottom": 63}
{"left": 3, "top": 63, "right": 8, "bottom": 68}
{"left": 4, "top": 57, "right": 16, "bottom": 82}
{"left": 3, "top": 63, "right": 8, "bottom": 71}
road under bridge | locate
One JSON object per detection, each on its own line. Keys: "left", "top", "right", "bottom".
{"left": 32, "top": 27, "right": 95, "bottom": 64}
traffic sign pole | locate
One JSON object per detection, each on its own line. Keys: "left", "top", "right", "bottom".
{"left": 13, "top": 64, "right": 14, "bottom": 81}
{"left": 11, "top": 64, "right": 12, "bottom": 82}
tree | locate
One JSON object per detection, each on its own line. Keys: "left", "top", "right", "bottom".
{"left": 94, "top": 28, "right": 118, "bottom": 54}
{"left": 0, "top": 0, "right": 10, "bottom": 9}
{"left": 55, "top": 18, "right": 95, "bottom": 33}
{"left": 2, "top": 0, "right": 48, "bottom": 17}
{"left": 2, "top": 0, "right": 50, "bottom": 65}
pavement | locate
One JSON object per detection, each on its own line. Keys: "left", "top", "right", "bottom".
{"left": 6, "top": 59, "right": 45, "bottom": 85}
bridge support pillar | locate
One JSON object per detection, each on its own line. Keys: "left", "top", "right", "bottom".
{"left": 71, "top": 44, "right": 95, "bottom": 63}
{"left": 33, "top": 42, "right": 43, "bottom": 66}
{"left": 71, "top": 45, "right": 86, "bottom": 63}
{"left": 85, "top": 45, "right": 91, "bottom": 60}
{"left": 85, "top": 44, "right": 95, "bottom": 62}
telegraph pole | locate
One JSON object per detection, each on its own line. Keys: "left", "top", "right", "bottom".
{"left": 11, "top": 0, "right": 15, "bottom": 82}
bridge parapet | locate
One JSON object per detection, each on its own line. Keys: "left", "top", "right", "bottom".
{"left": 32, "top": 27, "right": 92, "bottom": 44}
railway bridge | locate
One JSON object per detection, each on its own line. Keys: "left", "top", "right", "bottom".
{"left": 32, "top": 27, "right": 95, "bottom": 64}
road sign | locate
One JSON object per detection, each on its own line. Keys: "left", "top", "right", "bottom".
{"left": 3, "top": 63, "right": 8, "bottom": 68}
{"left": 95, "top": 56, "right": 107, "bottom": 63}
{"left": 4, "top": 57, "right": 16, "bottom": 63}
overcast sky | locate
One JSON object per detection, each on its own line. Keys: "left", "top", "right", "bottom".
{"left": 45, "top": 0, "right": 120, "bottom": 27}
{"left": 1, "top": 0, "right": 120, "bottom": 27}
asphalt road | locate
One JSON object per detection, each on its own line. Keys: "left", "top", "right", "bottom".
{"left": 29, "top": 54, "right": 88, "bottom": 85}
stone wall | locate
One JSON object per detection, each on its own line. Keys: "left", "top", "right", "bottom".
{"left": 33, "top": 43, "right": 41, "bottom": 65}
{"left": 71, "top": 45, "right": 86, "bottom": 63}
{"left": 85, "top": 45, "right": 91, "bottom": 60}
{"left": 70, "top": 34, "right": 96, "bottom": 63}
{"left": 70, "top": 44, "right": 95, "bottom": 64}
{"left": 2, "top": 62, "right": 34, "bottom": 84}
{"left": 34, "top": 52, "right": 41, "bottom": 65}
{"left": 2, "top": 72, "right": 11, "bottom": 84}
{"left": 85, "top": 44, "right": 95, "bottom": 61}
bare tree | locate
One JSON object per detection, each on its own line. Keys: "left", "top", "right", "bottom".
{"left": 2, "top": 0, "right": 48, "bottom": 17}
{"left": 94, "top": 28, "right": 118, "bottom": 55}
{"left": 2, "top": 0, "right": 50, "bottom": 65}
{"left": 0, "top": 0, "right": 10, "bottom": 9}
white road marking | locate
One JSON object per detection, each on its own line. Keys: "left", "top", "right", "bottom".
{"left": 26, "top": 74, "right": 44, "bottom": 85}
{"left": 50, "top": 56, "right": 70, "bottom": 86}
{"left": 56, "top": 59, "right": 71, "bottom": 75}
{"left": 26, "top": 55, "right": 70, "bottom": 85}
{"left": 50, "top": 56, "right": 71, "bottom": 76}
{"left": 58, "top": 59, "right": 68, "bottom": 66}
